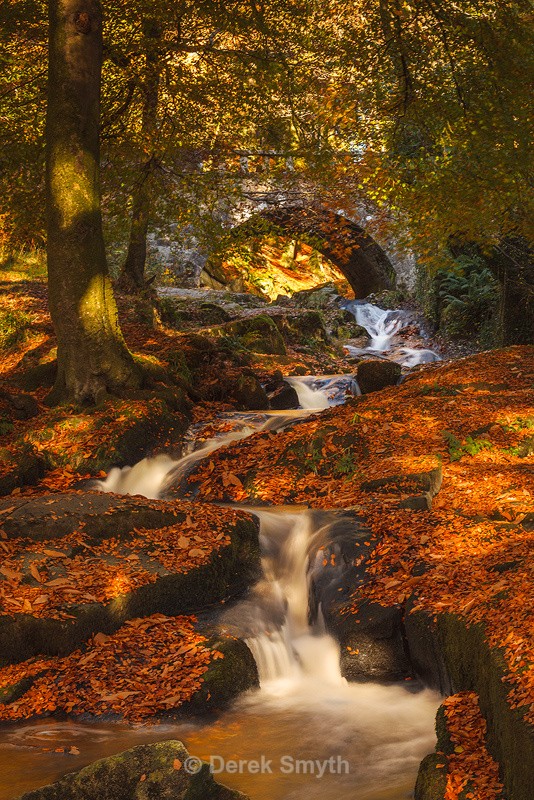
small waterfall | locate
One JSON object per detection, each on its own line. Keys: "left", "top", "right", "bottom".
{"left": 95, "top": 454, "right": 177, "bottom": 500}
{"left": 94, "top": 413, "right": 308, "bottom": 500}
{"left": 342, "top": 301, "right": 405, "bottom": 351}
{"left": 233, "top": 509, "right": 346, "bottom": 688}
{"left": 285, "top": 375, "right": 359, "bottom": 410}
{"left": 94, "top": 429, "right": 253, "bottom": 499}
{"left": 341, "top": 299, "right": 441, "bottom": 365}
{"left": 95, "top": 378, "right": 360, "bottom": 500}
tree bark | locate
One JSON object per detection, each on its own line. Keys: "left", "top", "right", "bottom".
{"left": 119, "top": 18, "right": 161, "bottom": 292}
{"left": 46, "top": 0, "right": 140, "bottom": 404}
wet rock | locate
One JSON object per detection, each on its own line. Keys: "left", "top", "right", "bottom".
{"left": 14, "top": 740, "right": 249, "bottom": 800}
{"left": 414, "top": 753, "right": 448, "bottom": 800}
{"left": 229, "top": 372, "right": 270, "bottom": 410}
{"left": 326, "top": 599, "right": 412, "bottom": 682}
{"left": 407, "top": 609, "right": 534, "bottom": 800}
{"left": 264, "top": 378, "right": 299, "bottom": 410}
{"left": 186, "top": 635, "right": 259, "bottom": 713}
{"left": 356, "top": 359, "right": 402, "bottom": 394}
{"left": 330, "top": 313, "right": 368, "bottom": 340}
{"left": 311, "top": 516, "right": 412, "bottom": 682}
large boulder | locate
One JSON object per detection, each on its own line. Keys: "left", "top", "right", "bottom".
{"left": 356, "top": 359, "right": 401, "bottom": 394}
{"left": 15, "top": 741, "right": 249, "bottom": 800}
{"left": 210, "top": 315, "right": 287, "bottom": 355}
{"left": 262, "top": 374, "right": 300, "bottom": 410}
{"left": 328, "top": 599, "right": 412, "bottom": 682}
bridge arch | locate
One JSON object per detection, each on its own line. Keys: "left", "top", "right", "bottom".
{"left": 204, "top": 206, "right": 396, "bottom": 298}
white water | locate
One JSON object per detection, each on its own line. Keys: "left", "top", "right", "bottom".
{"left": 94, "top": 429, "right": 253, "bottom": 499}
{"left": 341, "top": 300, "right": 441, "bottom": 366}
{"left": 95, "top": 375, "right": 357, "bottom": 498}
{"left": 285, "top": 375, "right": 359, "bottom": 410}
{"left": 2, "top": 389, "right": 441, "bottom": 800}
{"left": 342, "top": 301, "right": 405, "bottom": 352}
{"left": 0, "top": 684, "right": 440, "bottom": 800}
{"left": 95, "top": 411, "right": 318, "bottom": 499}
{"left": 1, "top": 504, "right": 435, "bottom": 800}
{"left": 397, "top": 347, "right": 441, "bottom": 368}
{"left": 238, "top": 509, "right": 345, "bottom": 688}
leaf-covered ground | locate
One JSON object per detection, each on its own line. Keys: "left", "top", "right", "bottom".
{"left": 442, "top": 692, "right": 505, "bottom": 800}
{"left": 1, "top": 266, "right": 533, "bottom": 797}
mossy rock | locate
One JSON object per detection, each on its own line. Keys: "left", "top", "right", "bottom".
{"left": 4, "top": 396, "right": 190, "bottom": 486}
{"left": 0, "top": 446, "right": 46, "bottom": 496}
{"left": 185, "top": 636, "right": 259, "bottom": 713}
{"left": 210, "top": 316, "right": 287, "bottom": 356}
{"left": 414, "top": 753, "right": 448, "bottom": 800}
{"left": 291, "top": 283, "right": 340, "bottom": 308}
{"left": 0, "top": 492, "right": 182, "bottom": 541}
{"left": 406, "top": 608, "right": 534, "bottom": 799}
{"left": 0, "top": 676, "right": 34, "bottom": 704}
{"left": 14, "top": 740, "right": 249, "bottom": 800}
{"left": 230, "top": 372, "right": 269, "bottom": 410}
{"left": 272, "top": 310, "right": 329, "bottom": 344}
{"left": 439, "top": 613, "right": 534, "bottom": 800}
{"left": 159, "top": 297, "right": 232, "bottom": 329}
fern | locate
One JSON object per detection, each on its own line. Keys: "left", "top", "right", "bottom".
{"left": 436, "top": 256, "right": 499, "bottom": 338}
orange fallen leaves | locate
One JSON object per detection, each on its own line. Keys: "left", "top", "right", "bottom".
{"left": 0, "top": 500, "right": 244, "bottom": 619}
{"left": 190, "top": 346, "right": 534, "bottom": 733}
{"left": 442, "top": 692, "right": 504, "bottom": 800}
{"left": 0, "top": 615, "right": 220, "bottom": 722}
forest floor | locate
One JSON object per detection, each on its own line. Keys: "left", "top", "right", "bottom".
{"left": 0, "top": 261, "right": 533, "bottom": 800}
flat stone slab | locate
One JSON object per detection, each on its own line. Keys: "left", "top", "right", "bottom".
{"left": 0, "top": 491, "right": 260, "bottom": 663}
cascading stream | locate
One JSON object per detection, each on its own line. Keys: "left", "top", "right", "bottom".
{"left": 340, "top": 299, "right": 441, "bottom": 366}
{"left": 94, "top": 375, "right": 358, "bottom": 499}
{"left": 285, "top": 375, "right": 360, "bottom": 410}
{"left": 0, "top": 368, "right": 442, "bottom": 800}
{"left": 341, "top": 301, "right": 404, "bottom": 352}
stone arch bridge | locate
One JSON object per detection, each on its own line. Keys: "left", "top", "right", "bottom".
{"left": 151, "top": 178, "right": 416, "bottom": 297}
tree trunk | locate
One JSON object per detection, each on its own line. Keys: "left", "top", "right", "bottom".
{"left": 119, "top": 18, "right": 161, "bottom": 292}
{"left": 46, "top": 0, "right": 140, "bottom": 404}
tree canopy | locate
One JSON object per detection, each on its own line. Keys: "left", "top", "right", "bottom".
{"left": 0, "top": 0, "right": 532, "bottom": 398}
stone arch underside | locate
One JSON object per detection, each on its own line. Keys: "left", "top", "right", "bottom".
{"left": 208, "top": 207, "right": 396, "bottom": 298}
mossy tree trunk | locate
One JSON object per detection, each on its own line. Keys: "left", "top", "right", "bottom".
{"left": 118, "top": 18, "right": 162, "bottom": 293}
{"left": 46, "top": 0, "right": 140, "bottom": 404}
